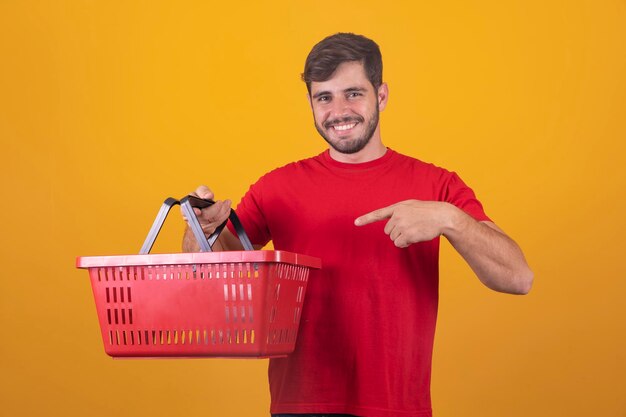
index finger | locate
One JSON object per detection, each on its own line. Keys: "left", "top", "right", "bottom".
{"left": 193, "top": 185, "right": 214, "bottom": 200}
{"left": 354, "top": 205, "right": 395, "bottom": 226}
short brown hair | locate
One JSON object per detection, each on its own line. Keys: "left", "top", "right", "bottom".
{"left": 302, "top": 33, "right": 383, "bottom": 94}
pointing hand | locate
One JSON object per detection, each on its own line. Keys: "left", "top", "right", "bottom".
{"left": 355, "top": 200, "right": 452, "bottom": 248}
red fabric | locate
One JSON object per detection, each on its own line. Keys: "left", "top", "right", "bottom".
{"left": 229, "top": 149, "right": 490, "bottom": 417}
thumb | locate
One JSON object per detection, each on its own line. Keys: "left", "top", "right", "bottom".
{"left": 354, "top": 205, "right": 395, "bottom": 226}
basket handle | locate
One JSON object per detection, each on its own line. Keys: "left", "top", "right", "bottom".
{"left": 139, "top": 196, "right": 254, "bottom": 254}
{"left": 180, "top": 195, "right": 254, "bottom": 252}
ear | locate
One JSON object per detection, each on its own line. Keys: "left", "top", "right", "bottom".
{"left": 377, "top": 83, "right": 389, "bottom": 111}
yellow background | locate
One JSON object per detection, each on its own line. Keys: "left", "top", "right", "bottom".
{"left": 1, "top": 1, "right": 625, "bottom": 416}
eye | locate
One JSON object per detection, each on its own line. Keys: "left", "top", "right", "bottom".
{"left": 348, "top": 92, "right": 362, "bottom": 98}
{"left": 317, "top": 95, "right": 331, "bottom": 103}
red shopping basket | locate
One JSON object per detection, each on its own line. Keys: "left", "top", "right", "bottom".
{"left": 76, "top": 196, "right": 321, "bottom": 358}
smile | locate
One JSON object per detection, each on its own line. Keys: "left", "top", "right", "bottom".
{"left": 332, "top": 122, "right": 357, "bottom": 131}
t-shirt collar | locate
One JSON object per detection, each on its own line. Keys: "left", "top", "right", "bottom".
{"left": 321, "top": 147, "right": 396, "bottom": 170}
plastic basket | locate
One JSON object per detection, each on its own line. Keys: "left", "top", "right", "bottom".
{"left": 76, "top": 196, "right": 321, "bottom": 358}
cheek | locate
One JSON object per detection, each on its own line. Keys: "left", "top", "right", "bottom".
{"left": 312, "top": 107, "right": 328, "bottom": 124}
{"left": 350, "top": 101, "right": 371, "bottom": 115}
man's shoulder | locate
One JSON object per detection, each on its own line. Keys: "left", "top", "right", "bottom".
{"left": 253, "top": 152, "right": 326, "bottom": 183}
{"left": 390, "top": 149, "right": 453, "bottom": 176}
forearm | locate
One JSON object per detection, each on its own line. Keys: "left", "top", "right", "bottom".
{"left": 442, "top": 205, "right": 534, "bottom": 295}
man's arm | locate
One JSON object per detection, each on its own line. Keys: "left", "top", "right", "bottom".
{"left": 354, "top": 200, "right": 533, "bottom": 295}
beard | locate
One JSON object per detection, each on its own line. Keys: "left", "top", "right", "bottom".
{"left": 314, "top": 103, "right": 380, "bottom": 155}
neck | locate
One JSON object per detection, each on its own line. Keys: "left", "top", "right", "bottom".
{"left": 329, "top": 142, "right": 387, "bottom": 164}
{"left": 329, "top": 128, "right": 387, "bottom": 163}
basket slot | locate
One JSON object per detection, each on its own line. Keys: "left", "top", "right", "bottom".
{"left": 293, "top": 307, "right": 300, "bottom": 324}
{"left": 274, "top": 283, "right": 281, "bottom": 300}
{"left": 269, "top": 306, "right": 277, "bottom": 323}
{"left": 104, "top": 308, "right": 133, "bottom": 325}
{"left": 101, "top": 325, "right": 267, "bottom": 350}
{"left": 106, "top": 328, "right": 257, "bottom": 346}
{"left": 204, "top": 264, "right": 212, "bottom": 279}
{"left": 104, "top": 286, "right": 132, "bottom": 305}
{"left": 266, "top": 328, "right": 295, "bottom": 345}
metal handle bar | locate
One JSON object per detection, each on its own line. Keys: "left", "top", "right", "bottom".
{"left": 139, "top": 195, "right": 253, "bottom": 254}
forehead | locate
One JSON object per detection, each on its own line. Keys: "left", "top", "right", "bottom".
{"left": 310, "top": 61, "right": 372, "bottom": 95}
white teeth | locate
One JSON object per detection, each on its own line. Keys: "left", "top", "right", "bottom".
{"left": 333, "top": 123, "right": 356, "bottom": 131}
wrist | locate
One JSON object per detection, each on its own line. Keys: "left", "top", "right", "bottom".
{"left": 440, "top": 203, "right": 468, "bottom": 238}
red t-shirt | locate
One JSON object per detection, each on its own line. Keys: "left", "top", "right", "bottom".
{"left": 230, "top": 149, "right": 490, "bottom": 417}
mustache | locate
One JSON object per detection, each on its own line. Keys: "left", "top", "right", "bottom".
{"left": 323, "top": 116, "right": 364, "bottom": 129}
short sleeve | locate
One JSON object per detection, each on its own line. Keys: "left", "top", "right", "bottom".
{"left": 226, "top": 180, "right": 272, "bottom": 247}
{"left": 443, "top": 172, "right": 491, "bottom": 222}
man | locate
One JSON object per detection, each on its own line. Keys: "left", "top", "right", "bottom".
{"left": 183, "top": 33, "right": 533, "bottom": 417}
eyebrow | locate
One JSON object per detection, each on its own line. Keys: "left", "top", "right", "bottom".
{"left": 312, "top": 87, "right": 367, "bottom": 99}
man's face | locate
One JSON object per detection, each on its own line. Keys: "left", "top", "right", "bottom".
{"left": 309, "top": 61, "right": 386, "bottom": 155}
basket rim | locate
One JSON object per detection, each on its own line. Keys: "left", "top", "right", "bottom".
{"left": 76, "top": 250, "right": 321, "bottom": 270}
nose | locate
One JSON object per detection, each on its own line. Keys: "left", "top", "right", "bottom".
{"left": 328, "top": 96, "right": 352, "bottom": 119}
